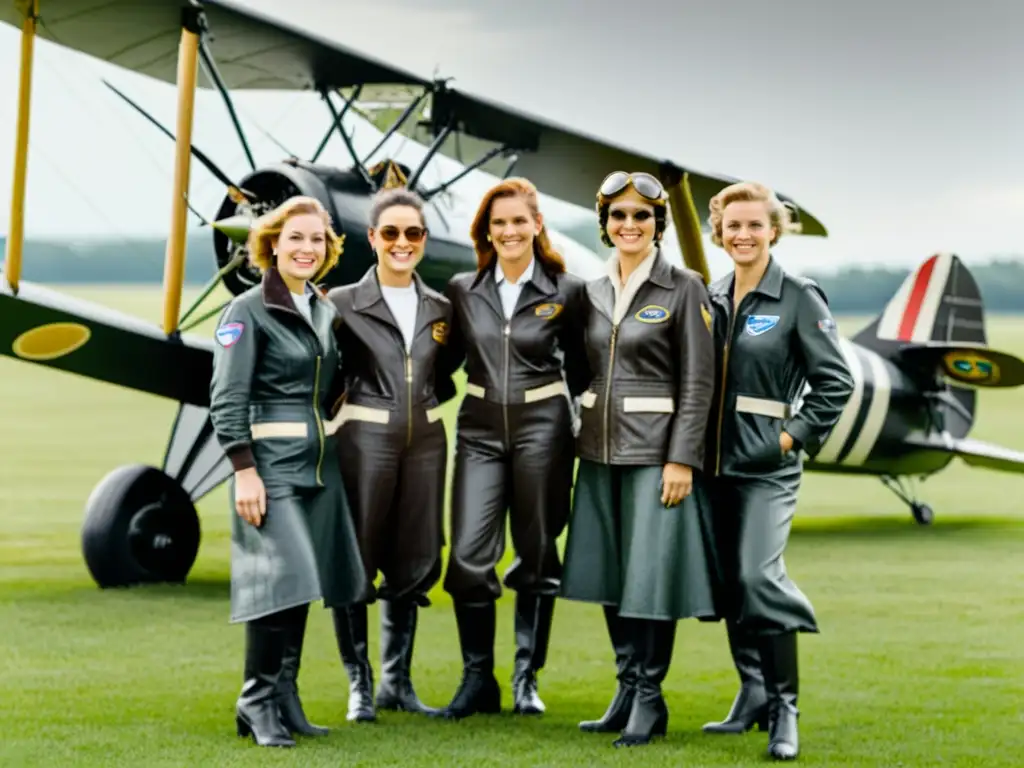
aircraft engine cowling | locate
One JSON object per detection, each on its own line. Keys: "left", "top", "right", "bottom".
{"left": 211, "top": 161, "right": 364, "bottom": 297}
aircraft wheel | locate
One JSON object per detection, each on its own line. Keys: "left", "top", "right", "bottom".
{"left": 81, "top": 464, "right": 201, "bottom": 588}
{"left": 911, "top": 503, "right": 934, "bottom": 526}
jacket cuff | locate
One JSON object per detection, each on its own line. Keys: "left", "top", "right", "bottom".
{"left": 784, "top": 420, "right": 816, "bottom": 454}
{"left": 666, "top": 442, "right": 703, "bottom": 471}
{"left": 225, "top": 443, "right": 256, "bottom": 472}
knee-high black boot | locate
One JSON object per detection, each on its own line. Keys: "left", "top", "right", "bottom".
{"left": 613, "top": 618, "right": 676, "bottom": 748}
{"left": 579, "top": 605, "right": 637, "bottom": 733}
{"left": 512, "top": 592, "right": 555, "bottom": 715}
{"left": 760, "top": 631, "right": 800, "bottom": 760}
{"left": 439, "top": 601, "right": 501, "bottom": 719}
{"left": 275, "top": 604, "right": 328, "bottom": 736}
{"left": 331, "top": 604, "right": 375, "bottom": 722}
{"left": 703, "top": 621, "right": 769, "bottom": 734}
{"left": 375, "top": 598, "right": 439, "bottom": 715}
{"left": 236, "top": 613, "right": 296, "bottom": 747}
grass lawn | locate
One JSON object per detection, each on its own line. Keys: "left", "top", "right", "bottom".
{"left": 1, "top": 286, "right": 1022, "bottom": 766}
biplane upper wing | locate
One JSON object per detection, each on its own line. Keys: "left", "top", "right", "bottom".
{"left": 0, "top": 0, "right": 828, "bottom": 246}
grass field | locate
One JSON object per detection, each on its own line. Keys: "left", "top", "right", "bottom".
{"left": 1, "top": 286, "right": 1023, "bottom": 767}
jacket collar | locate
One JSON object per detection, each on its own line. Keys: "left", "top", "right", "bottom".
{"left": 469, "top": 256, "right": 558, "bottom": 319}
{"left": 351, "top": 265, "right": 448, "bottom": 340}
{"left": 710, "top": 253, "right": 783, "bottom": 303}
{"left": 588, "top": 246, "right": 673, "bottom": 321}
{"left": 261, "top": 266, "right": 331, "bottom": 316}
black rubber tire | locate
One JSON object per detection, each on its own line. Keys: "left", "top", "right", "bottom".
{"left": 911, "top": 503, "right": 935, "bottom": 526}
{"left": 81, "top": 464, "right": 201, "bottom": 588}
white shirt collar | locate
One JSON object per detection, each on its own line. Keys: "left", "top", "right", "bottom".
{"left": 606, "top": 246, "right": 657, "bottom": 291}
{"left": 494, "top": 256, "right": 535, "bottom": 286}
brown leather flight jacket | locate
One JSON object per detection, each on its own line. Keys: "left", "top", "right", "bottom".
{"left": 326, "top": 266, "right": 454, "bottom": 439}
{"left": 438, "top": 259, "right": 590, "bottom": 406}
{"left": 576, "top": 249, "right": 717, "bottom": 469}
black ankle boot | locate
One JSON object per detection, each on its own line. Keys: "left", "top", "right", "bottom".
{"left": 760, "top": 631, "right": 800, "bottom": 760}
{"left": 512, "top": 592, "right": 555, "bottom": 715}
{"left": 703, "top": 621, "right": 768, "bottom": 734}
{"left": 375, "top": 598, "right": 439, "bottom": 715}
{"left": 613, "top": 619, "right": 676, "bottom": 748}
{"left": 276, "top": 605, "right": 328, "bottom": 736}
{"left": 331, "top": 604, "right": 375, "bottom": 722}
{"left": 579, "top": 605, "right": 637, "bottom": 733}
{"left": 236, "top": 615, "right": 296, "bottom": 747}
{"left": 440, "top": 601, "right": 501, "bottom": 719}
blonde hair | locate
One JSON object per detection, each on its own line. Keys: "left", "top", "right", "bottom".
{"left": 470, "top": 177, "right": 565, "bottom": 273}
{"left": 247, "top": 195, "right": 344, "bottom": 282}
{"left": 708, "top": 181, "right": 788, "bottom": 247}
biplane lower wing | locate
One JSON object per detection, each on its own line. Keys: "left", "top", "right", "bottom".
{"left": 0, "top": 276, "right": 213, "bottom": 406}
{"left": 903, "top": 432, "right": 1024, "bottom": 475}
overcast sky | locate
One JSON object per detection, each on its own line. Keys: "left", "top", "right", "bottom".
{"left": 0, "top": 0, "right": 1021, "bottom": 277}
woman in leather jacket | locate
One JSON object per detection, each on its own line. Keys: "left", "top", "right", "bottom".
{"left": 559, "top": 171, "right": 721, "bottom": 747}
{"left": 209, "top": 195, "right": 367, "bottom": 747}
{"left": 700, "top": 181, "right": 854, "bottom": 761}
{"left": 434, "top": 177, "right": 589, "bottom": 719}
{"left": 325, "top": 187, "right": 453, "bottom": 723}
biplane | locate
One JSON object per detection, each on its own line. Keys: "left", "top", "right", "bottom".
{"left": 1, "top": 0, "right": 1022, "bottom": 592}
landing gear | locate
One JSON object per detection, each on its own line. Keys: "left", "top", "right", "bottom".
{"left": 880, "top": 475, "right": 934, "bottom": 525}
{"left": 82, "top": 464, "right": 201, "bottom": 588}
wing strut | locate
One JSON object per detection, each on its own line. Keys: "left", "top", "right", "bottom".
{"left": 162, "top": 4, "right": 202, "bottom": 336}
{"left": 3, "top": 0, "right": 39, "bottom": 296}
{"left": 659, "top": 164, "right": 712, "bottom": 285}
{"left": 320, "top": 88, "right": 373, "bottom": 188}
{"left": 198, "top": 33, "right": 255, "bottom": 171}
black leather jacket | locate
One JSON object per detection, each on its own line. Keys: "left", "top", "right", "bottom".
{"left": 327, "top": 266, "right": 453, "bottom": 442}
{"left": 209, "top": 267, "right": 339, "bottom": 490}
{"left": 576, "top": 249, "right": 716, "bottom": 468}
{"left": 439, "top": 259, "right": 590, "bottom": 405}
{"left": 704, "top": 255, "right": 855, "bottom": 478}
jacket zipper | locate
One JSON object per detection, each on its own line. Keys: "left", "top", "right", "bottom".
{"left": 603, "top": 323, "right": 619, "bottom": 464}
{"left": 405, "top": 353, "right": 413, "bottom": 447}
{"left": 313, "top": 354, "right": 325, "bottom": 485}
{"left": 714, "top": 306, "right": 738, "bottom": 476}
{"left": 503, "top": 322, "right": 511, "bottom": 446}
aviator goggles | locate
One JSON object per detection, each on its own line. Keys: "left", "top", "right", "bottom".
{"left": 598, "top": 171, "right": 668, "bottom": 202}
{"left": 376, "top": 225, "right": 428, "bottom": 244}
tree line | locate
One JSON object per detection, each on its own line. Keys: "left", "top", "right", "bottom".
{"left": 2, "top": 236, "right": 1022, "bottom": 313}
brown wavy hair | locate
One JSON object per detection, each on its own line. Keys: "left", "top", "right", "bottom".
{"left": 708, "top": 181, "right": 788, "bottom": 247}
{"left": 469, "top": 177, "right": 565, "bottom": 273}
{"left": 247, "top": 195, "right": 344, "bottom": 283}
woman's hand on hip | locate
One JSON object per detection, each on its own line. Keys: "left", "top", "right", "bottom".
{"left": 235, "top": 467, "right": 267, "bottom": 527}
{"left": 661, "top": 462, "right": 693, "bottom": 508}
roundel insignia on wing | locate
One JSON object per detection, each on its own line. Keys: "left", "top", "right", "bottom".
{"left": 216, "top": 322, "right": 245, "bottom": 348}
{"left": 942, "top": 351, "right": 1000, "bottom": 385}
{"left": 635, "top": 305, "right": 671, "bottom": 323}
{"left": 535, "top": 303, "right": 564, "bottom": 320}
{"left": 12, "top": 322, "right": 92, "bottom": 361}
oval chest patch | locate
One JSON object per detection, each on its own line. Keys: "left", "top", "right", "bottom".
{"left": 635, "top": 305, "right": 670, "bottom": 323}
{"left": 535, "top": 303, "right": 563, "bottom": 320}
{"left": 745, "top": 315, "right": 779, "bottom": 336}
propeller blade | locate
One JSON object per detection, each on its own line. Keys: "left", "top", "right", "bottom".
{"left": 659, "top": 164, "right": 712, "bottom": 285}
{"left": 210, "top": 214, "right": 253, "bottom": 245}
{"left": 101, "top": 79, "right": 257, "bottom": 204}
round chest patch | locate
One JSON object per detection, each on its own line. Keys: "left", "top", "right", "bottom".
{"left": 634, "top": 305, "right": 670, "bottom": 323}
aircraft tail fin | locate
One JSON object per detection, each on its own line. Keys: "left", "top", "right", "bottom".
{"left": 853, "top": 252, "right": 987, "bottom": 349}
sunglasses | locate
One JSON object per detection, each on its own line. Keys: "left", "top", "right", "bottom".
{"left": 376, "top": 225, "right": 428, "bottom": 244}
{"left": 599, "top": 171, "right": 667, "bottom": 202}
{"left": 608, "top": 209, "right": 654, "bottom": 222}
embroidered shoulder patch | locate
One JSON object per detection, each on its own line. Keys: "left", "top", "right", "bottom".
{"left": 215, "top": 322, "right": 245, "bottom": 348}
{"left": 817, "top": 317, "right": 837, "bottom": 334}
{"left": 431, "top": 321, "right": 449, "bottom": 344}
{"left": 745, "top": 315, "right": 779, "bottom": 336}
{"left": 701, "top": 304, "right": 712, "bottom": 333}
{"left": 535, "top": 303, "right": 563, "bottom": 320}
{"left": 635, "top": 305, "right": 671, "bottom": 323}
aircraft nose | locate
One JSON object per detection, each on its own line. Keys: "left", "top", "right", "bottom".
{"left": 211, "top": 214, "right": 252, "bottom": 244}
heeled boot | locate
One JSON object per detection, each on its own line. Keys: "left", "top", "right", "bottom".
{"left": 439, "top": 601, "right": 501, "bottom": 719}
{"left": 760, "top": 631, "right": 800, "bottom": 760}
{"left": 375, "top": 598, "right": 439, "bottom": 715}
{"left": 613, "top": 618, "right": 676, "bottom": 748}
{"left": 702, "top": 621, "right": 769, "bottom": 734}
{"left": 511, "top": 592, "right": 555, "bottom": 715}
{"left": 236, "top": 614, "right": 295, "bottom": 747}
{"left": 579, "top": 605, "right": 637, "bottom": 733}
{"left": 276, "top": 604, "right": 328, "bottom": 736}
{"left": 331, "top": 604, "right": 375, "bottom": 722}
